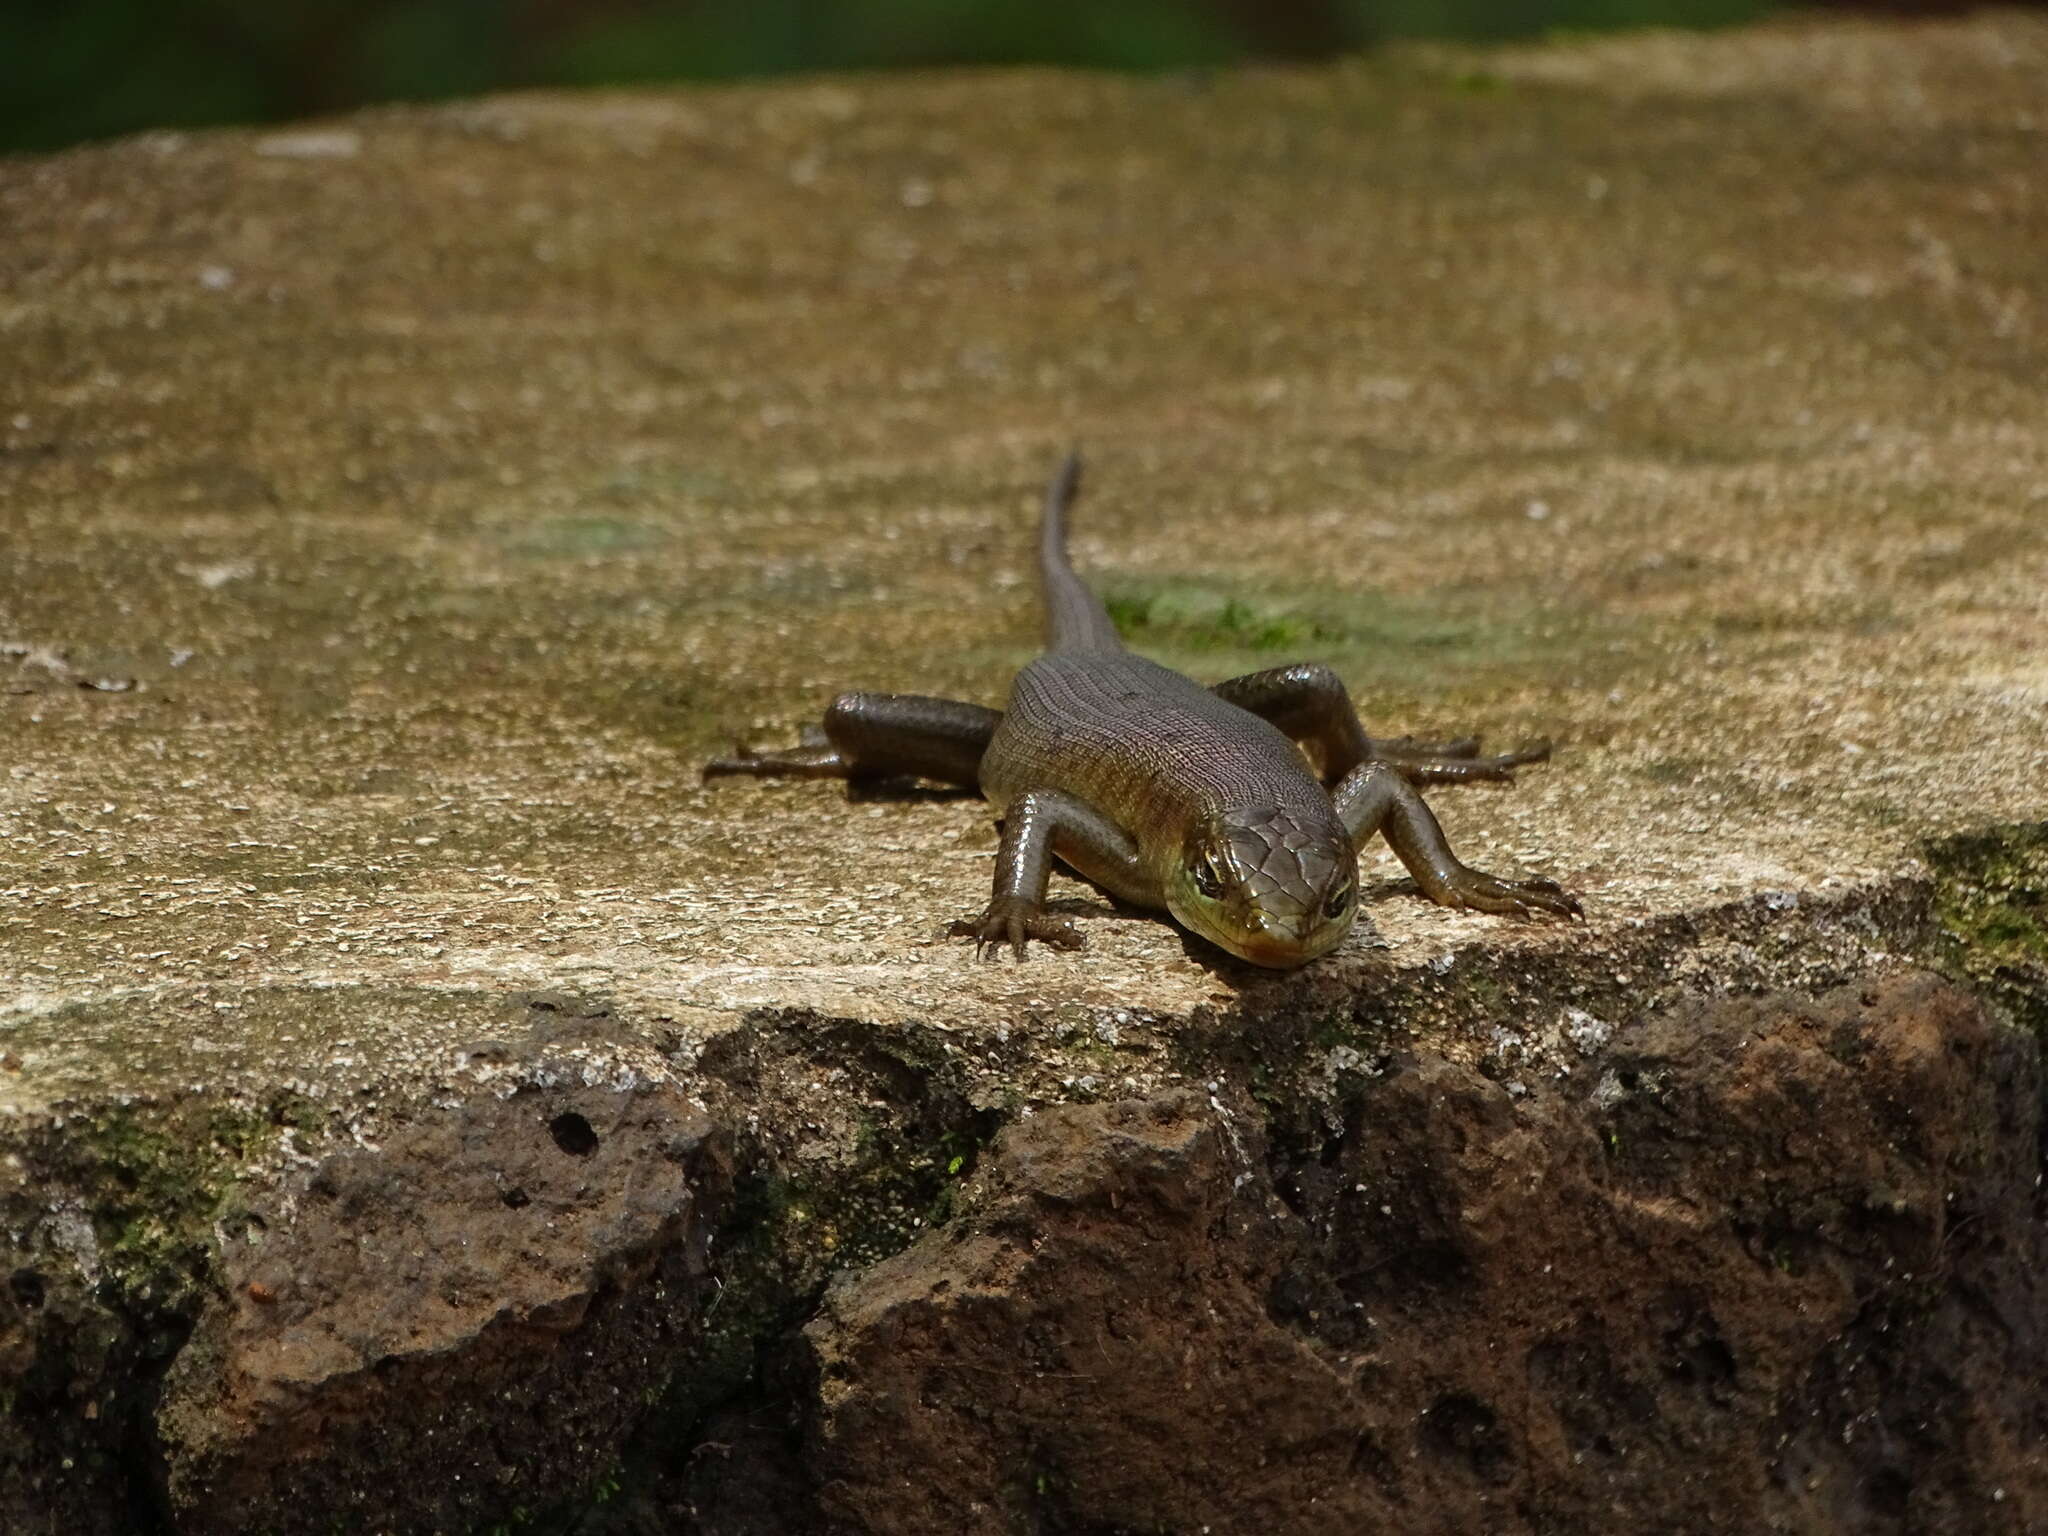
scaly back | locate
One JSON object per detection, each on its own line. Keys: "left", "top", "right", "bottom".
{"left": 1038, "top": 451, "right": 1125, "bottom": 654}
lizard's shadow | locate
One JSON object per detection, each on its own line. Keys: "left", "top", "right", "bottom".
{"left": 1064, "top": 892, "right": 1275, "bottom": 981}
{"left": 843, "top": 778, "right": 983, "bottom": 805}
{"left": 1362, "top": 876, "right": 1425, "bottom": 905}
{"left": 1044, "top": 895, "right": 1114, "bottom": 918}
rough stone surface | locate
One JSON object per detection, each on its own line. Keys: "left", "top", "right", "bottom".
{"left": 2, "top": 11, "right": 2046, "bottom": 1533}
{"left": 776, "top": 974, "right": 2048, "bottom": 1536}
{"left": 157, "top": 1070, "right": 725, "bottom": 1533}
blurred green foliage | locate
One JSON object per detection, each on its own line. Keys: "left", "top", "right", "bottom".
{"left": 0, "top": 0, "right": 1941, "bottom": 153}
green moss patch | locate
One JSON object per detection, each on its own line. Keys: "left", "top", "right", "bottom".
{"left": 1100, "top": 578, "right": 1635, "bottom": 700}
{"left": 78, "top": 1096, "right": 313, "bottom": 1321}
{"left": 1927, "top": 824, "right": 2048, "bottom": 1039}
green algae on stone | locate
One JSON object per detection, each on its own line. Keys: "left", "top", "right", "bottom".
{"left": 1928, "top": 825, "right": 2048, "bottom": 1040}
{"left": 1099, "top": 576, "right": 1646, "bottom": 715}
{"left": 75, "top": 1098, "right": 308, "bottom": 1319}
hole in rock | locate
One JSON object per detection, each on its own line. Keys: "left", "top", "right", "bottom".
{"left": 549, "top": 1111, "right": 599, "bottom": 1157}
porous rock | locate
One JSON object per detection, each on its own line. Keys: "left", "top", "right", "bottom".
{"left": 796, "top": 974, "right": 2045, "bottom": 1535}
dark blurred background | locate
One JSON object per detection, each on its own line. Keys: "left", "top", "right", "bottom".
{"left": 0, "top": 0, "right": 2014, "bottom": 155}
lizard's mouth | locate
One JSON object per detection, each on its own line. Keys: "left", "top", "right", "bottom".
{"left": 1170, "top": 898, "right": 1353, "bottom": 969}
{"left": 1229, "top": 910, "right": 1354, "bottom": 969}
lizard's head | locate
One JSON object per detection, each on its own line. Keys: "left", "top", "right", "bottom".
{"left": 1168, "top": 807, "right": 1359, "bottom": 968}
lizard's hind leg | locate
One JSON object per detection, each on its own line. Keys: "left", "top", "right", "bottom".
{"left": 1211, "top": 663, "right": 1548, "bottom": 786}
{"left": 703, "top": 693, "right": 999, "bottom": 787}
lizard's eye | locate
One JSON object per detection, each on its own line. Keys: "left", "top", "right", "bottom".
{"left": 1191, "top": 858, "right": 1225, "bottom": 900}
{"left": 1323, "top": 882, "right": 1354, "bottom": 919}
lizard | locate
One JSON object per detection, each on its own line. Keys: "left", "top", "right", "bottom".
{"left": 703, "top": 453, "right": 1580, "bottom": 968}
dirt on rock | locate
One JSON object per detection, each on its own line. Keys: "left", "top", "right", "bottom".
{"left": 782, "top": 972, "right": 2046, "bottom": 1535}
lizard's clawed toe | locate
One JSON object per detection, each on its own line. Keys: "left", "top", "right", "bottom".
{"left": 1502, "top": 877, "right": 1583, "bottom": 921}
{"left": 1435, "top": 868, "right": 1583, "bottom": 921}
{"left": 1374, "top": 737, "right": 1554, "bottom": 788}
{"left": 950, "top": 902, "right": 1084, "bottom": 960}
{"left": 699, "top": 744, "right": 760, "bottom": 780}
{"left": 1482, "top": 739, "right": 1554, "bottom": 776}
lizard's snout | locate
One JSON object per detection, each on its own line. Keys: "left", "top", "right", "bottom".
{"left": 1228, "top": 906, "right": 1352, "bottom": 968}
{"left": 1255, "top": 909, "right": 1316, "bottom": 942}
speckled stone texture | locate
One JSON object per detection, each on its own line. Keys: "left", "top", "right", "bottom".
{"left": 2, "top": 11, "right": 2045, "bottom": 1532}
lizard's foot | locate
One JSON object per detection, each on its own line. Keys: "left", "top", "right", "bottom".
{"left": 1374, "top": 738, "right": 1552, "bottom": 787}
{"left": 700, "top": 743, "right": 761, "bottom": 778}
{"left": 948, "top": 898, "right": 1085, "bottom": 960}
{"left": 1428, "top": 866, "right": 1583, "bottom": 921}
{"left": 700, "top": 741, "right": 847, "bottom": 780}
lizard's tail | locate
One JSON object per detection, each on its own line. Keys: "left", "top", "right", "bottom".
{"left": 1038, "top": 448, "right": 1125, "bottom": 654}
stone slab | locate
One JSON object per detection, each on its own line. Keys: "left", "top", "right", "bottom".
{"left": 1, "top": 13, "right": 2045, "bottom": 1532}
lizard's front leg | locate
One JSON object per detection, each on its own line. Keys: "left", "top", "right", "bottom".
{"left": 1333, "top": 761, "right": 1581, "bottom": 920}
{"left": 951, "top": 789, "right": 1143, "bottom": 959}
{"left": 1211, "top": 663, "right": 1549, "bottom": 786}
{"left": 703, "top": 692, "right": 999, "bottom": 787}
